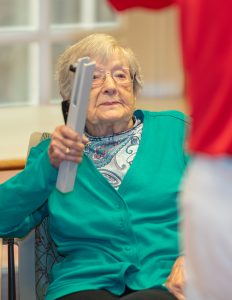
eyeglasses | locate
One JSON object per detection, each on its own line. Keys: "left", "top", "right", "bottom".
{"left": 70, "top": 64, "right": 133, "bottom": 87}
{"left": 92, "top": 67, "right": 133, "bottom": 87}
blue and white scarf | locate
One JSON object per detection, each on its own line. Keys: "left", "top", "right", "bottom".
{"left": 84, "top": 117, "right": 143, "bottom": 190}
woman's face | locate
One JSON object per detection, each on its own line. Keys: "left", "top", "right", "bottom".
{"left": 86, "top": 53, "right": 135, "bottom": 130}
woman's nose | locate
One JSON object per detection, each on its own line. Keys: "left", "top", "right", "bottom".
{"left": 102, "top": 74, "right": 117, "bottom": 95}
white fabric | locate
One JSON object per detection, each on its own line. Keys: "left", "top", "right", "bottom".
{"left": 181, "top": 156, "right": 232, "bottom": 300}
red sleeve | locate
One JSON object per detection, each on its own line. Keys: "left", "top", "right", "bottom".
{"left": 107, "top": 0, "right": 175, "bottom": 11}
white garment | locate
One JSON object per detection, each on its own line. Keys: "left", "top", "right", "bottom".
{"left": 181, "top": 156, "right": 232, "bottom": 300}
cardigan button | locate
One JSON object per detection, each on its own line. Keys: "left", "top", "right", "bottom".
{"left": 124, "top": 246, "right": 131, "bottom": 252}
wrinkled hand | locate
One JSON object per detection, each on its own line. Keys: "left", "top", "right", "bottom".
{"left": 165, "top": 256, "right": 186, "bottom": 300}
{"left": 48, "top": 125, "right": 89, "bottom": 168}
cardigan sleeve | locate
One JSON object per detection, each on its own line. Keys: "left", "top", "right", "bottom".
{"left": 0, "top": 201, "right": 49, "bottom": 238}
{"left": 0, "top": 140, "right": 58, "bottom": 236}
{"left": 107, "top": 0, "right": 175, "bottom": 11}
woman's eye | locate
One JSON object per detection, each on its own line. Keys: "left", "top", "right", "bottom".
{"left": 93, "top": 73, "right": 101, "bottom": 80}
{"left": 114, "top": 71, "right": 126, "bottom": 79}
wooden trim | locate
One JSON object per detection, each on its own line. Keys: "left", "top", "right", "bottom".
{"left": 0, "top": 159, "right": 26, "bottom": 171}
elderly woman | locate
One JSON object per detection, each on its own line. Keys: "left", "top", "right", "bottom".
{"left": 0, "top": 33, "right": 188, "bottom": 300}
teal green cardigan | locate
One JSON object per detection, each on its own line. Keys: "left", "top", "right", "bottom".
{"left": 0, "top": 110, "right": 189, "bottom": 299}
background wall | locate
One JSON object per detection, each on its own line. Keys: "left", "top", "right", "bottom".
{"left": 117, "top": 7, "right": 184, "bottom": 99}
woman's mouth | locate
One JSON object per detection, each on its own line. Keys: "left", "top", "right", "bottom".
{"left": 101, "top": 101, "right": 120, "bottom": 106}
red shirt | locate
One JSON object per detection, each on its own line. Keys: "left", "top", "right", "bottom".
{"left": 108, "top": 0, "right": 232, "bottom": 155}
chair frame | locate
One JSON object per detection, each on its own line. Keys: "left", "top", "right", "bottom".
{"left": 1, "top": 132, "right": 61, "bottom": 300}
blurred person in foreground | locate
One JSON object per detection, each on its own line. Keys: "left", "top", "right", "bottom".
{"left": 107, "top": 1, "right": 232, "bottom": 300}
{"left": 0, "top": 33, "right": 189, "bottom": 300}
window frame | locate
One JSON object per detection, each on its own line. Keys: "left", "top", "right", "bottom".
{"left": 0, "top": 0, "right": 119, "bottom": 106}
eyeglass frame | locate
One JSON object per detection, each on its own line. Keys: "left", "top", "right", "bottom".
{"left": 70, "top": 63, "right": 135, "bottom": 87}
{"left": 91, "top": 66, "right": 134, "bottom": 87}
